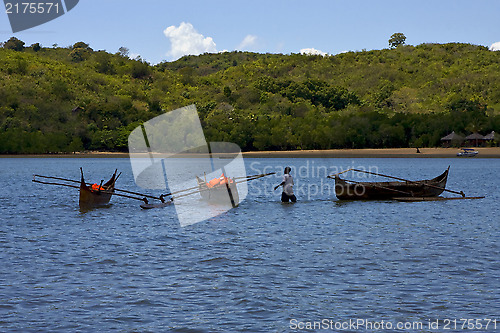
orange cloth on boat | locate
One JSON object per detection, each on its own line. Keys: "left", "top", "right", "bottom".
{"left": 91, "top": 183, "right": 105, "bottom": 191}
{"left": 207, "top": 174, "right": 233, "bottom": 188}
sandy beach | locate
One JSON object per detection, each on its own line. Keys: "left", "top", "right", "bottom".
{"left": 241, "top": 147, "right": 500, "bottom": 158}
{"left": 2, "top": 147, "right": 500, "bottom": 158}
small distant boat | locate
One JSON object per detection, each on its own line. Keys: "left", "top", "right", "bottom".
{"left": 79, "top": 168, "right": 118, "bottom": 209}
{"left": 196, "top": 174, "right": 239, "bottom": 206}
{"left": 330, "top": 167, "right": 450, "bottom": 200}
{"left": 457, "top": 148, "right": 479, "bottom": 157}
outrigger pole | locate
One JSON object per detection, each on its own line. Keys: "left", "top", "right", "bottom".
{"left": 162, "top": 172, "right": 276, "bottom": 201}
{"left": 234, "top": 172, "right": 276, "bottom": 183}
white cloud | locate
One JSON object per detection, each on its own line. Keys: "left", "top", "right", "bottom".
{"left": 237, "top": 35, "right": 257, "bottom": 50}
{"left": 490, "top": 42, "right": 500, "bottom": 51}
{"left": 300, "top": 48, "right": 328, "bottom": 56}
{"left": 163, "top": 22, "right": 217, "bottom": 60}
{"left": 129, "top": 53, "right": 141, "bottom": 60}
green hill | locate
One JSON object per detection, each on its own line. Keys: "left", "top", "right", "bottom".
{"left": 1, "top": 39, "right": 500, "bottom": 153}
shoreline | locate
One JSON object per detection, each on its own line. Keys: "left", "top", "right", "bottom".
{"left": 242, "top": 147, "right": 500, "bottom": 158}
{"left": 2, "top": 147, "right": 500, "bottom": 158}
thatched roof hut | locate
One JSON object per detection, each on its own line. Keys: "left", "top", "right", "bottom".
{"left": 484, "top": 131, "right": 498, "bottom": 141}
{"left": 440, "top": 131, "right": 463, "bottom": 147}
{"left": 465, "top": 133, "right": 486, "bottom": 147}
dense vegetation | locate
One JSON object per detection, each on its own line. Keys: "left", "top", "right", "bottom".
{"left": 1, "top": 37, "right": 500, "bottom": 153}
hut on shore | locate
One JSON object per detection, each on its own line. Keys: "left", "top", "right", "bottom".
{"left": 465, "top": 133, "right": 486, "bottom": 147}
{"left": 440, "top": 131, "right": 463, "bottom": 147}
{"left": 484, "top": 131, "right": 499, "bottom": 146}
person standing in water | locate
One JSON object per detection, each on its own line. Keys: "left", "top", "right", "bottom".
{"left": 274, "top": 166, "right": 297, "bottom": 203}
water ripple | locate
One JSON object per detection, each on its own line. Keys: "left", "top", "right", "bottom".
{"left": 0, "top": 158, "right": 499, "bottom": 332}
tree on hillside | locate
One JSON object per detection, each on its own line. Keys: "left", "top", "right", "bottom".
{"left": 72, "top": 41, "right": 92, "bottom": 50}
{"left": 69, "top": 47, "right": 89, "bottom": 62}
{"left": 130, "top": 59, "right": 151, "bottom": 78}
{"left": 94, "top": 52, "right": 115, "bottom": 74}
{"left": 31, "top": 43, "right": 41, "bottom": 52}
{"left": 389, "top": 33, "right": 406, "bottom": 49}
{"left": 4, "top": 37, "right": 25, "bottom": 51}
{"left": 69, "top": 41, "right": 92, "bottom": 62}
{"left": 118, "top": 46, "right": 129, "bottom": 57}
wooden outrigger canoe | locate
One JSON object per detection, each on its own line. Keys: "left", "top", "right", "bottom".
{"left": 196, "top": 174, "right": 239, "bottom": 206}
{"left": 330, "top": 167, "right": 451, "bottom": 200}
{"left": 79, "top": 168, "right": 118, "bottom": 209}
{"left": 33, "top": 169, "right": 177, "bottom": 209}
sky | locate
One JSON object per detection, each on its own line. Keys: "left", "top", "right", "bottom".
{"left": 1, "top": 0, "right": 500, "bottom": 64}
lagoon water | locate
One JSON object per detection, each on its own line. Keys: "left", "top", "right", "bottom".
{"left": 0, "top": 157, "right": 499, "bottom": 332}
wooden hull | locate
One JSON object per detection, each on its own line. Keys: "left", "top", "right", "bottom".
{"left": 140, "top": 199, "right": 173, "bottom": 209}
{"left": 196, "top": 176, "right": 239, "bottom": 205}
{"left": 79, "top": 170, "right": 117, "bottom": 209}
{"left": 335, "top": 168, "right": 449, "bottom": 200}
{"left": 79, "top": 188, "right": 114, "bottom": 209}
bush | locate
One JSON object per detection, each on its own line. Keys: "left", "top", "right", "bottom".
{"left": 4, "top": 37, "right": 24, "bottom": 51}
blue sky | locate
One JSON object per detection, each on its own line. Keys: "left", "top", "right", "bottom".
{"left": 2, "top": 0, "right": 500, "bottom": 64}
